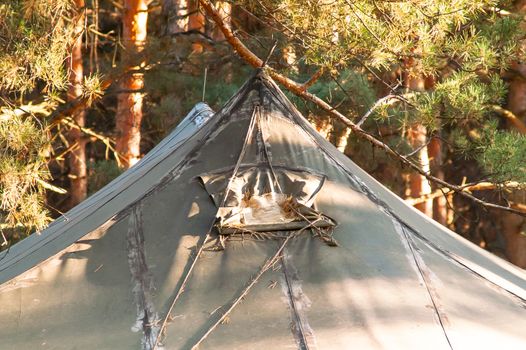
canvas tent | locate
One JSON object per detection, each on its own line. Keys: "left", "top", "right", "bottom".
{"left": 1, "top": 71, "right": 526, "bottom": 350}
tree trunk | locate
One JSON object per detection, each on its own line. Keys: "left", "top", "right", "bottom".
{"left": 162, "top": 0, "right": 189, "bottom": 35}
{"left": 67, "top": 0, "right": 87, "bottom": 207}
{"left": 428, "top": 136, "right": 447, "bottom": 225}
{"left": 314, "top": 118, "right": 333, "bottom": 141}
{"left": 208, "top": 2, "right": 233, "bottom": 82}
{"left": 495, "top": 0, "right": 526, "bottom": 267}
{"left": 505, "top": 74, "right": 526, "bottom": 266}
{"left": 407, "top": 124, "right": 433, "bottom": 216}
{"left": 336, "top": 127, "right": 351, "bottom": 154}
{"left": 282, "top": 45, "right": 299, "bottom": 74}
{"left": 404, "top": 69, "right": 433, "bottom": 217}
{"left": 188, "top": 0, "right": 205, "bottom": 53}
{"left": 115, "top": 0, "right": 148, "bottom": 168}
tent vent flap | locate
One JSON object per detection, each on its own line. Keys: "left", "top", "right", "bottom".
{"left": 199, "top": 166, "right": 337, "bottom": 236}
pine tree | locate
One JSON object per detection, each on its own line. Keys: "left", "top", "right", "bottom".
{"left": 234, "top": 0, "right": 526, "bottom": 262}
{"left": 115, "top": 0, "right": 149, "bottom": 168}
{"left": 67, "top": 0, "right": 88, "bottom": 207}
{"left": 0, "top": 0, "right": 77, "bottom": 239}
{"left": 240, "top": 0, "right": 524, "bottom": 182}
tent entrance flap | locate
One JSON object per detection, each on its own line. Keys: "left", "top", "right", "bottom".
{"left": 199, "top": 166, "right": 336, "bottom": 234}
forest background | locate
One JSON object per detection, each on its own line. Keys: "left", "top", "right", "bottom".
{"left": 1, "top": 0, "right": 526, "bottom": 267}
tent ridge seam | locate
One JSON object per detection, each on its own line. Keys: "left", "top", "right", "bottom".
{"left": 398, "top": 222, "right": 454, "bottom": 350}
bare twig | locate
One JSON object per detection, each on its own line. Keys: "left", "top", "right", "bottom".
{"left": 492, "top": 105, "right": 526, "bottom": 134}
{"left": 199, "top": 0, "right": 526, "bottom": 218}
{"left": 152, "top": 233, "right": 212, "bottom": 349}
{"left": 190, "top": 236, "right": 291, "bottom": 350}
{"left": 261, "top": 39, "right": 278, "bottom": 67}
{"left": 59, "top": 117, "right": 121, "bottom": 167}
{"left": 169, "top": 29, "right": 216, "bottom": 43}
{"left": 406, "top": 181, "right": 526, "bottom": 209}
{"left": 356, "top": 93, "right": 412, "bottom": 127}
{"left": 302, "top": 68, "right": 324, "bottom": 90}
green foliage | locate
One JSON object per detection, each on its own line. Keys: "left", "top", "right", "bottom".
{"left": 0, "top": 0, "right": 79, "bottom": 237}
{"left": 0, "top": 0, "right": 73, "bottom": 93}
{"left": 0, "top": 107, "right": 51, "bottom": 232}
{"left": 245, "top": 0, "right": 525, "bottom": 184}
{"left": 144, "top": 64, "right": 251, "bottom": 145}
{"left": 306, "top": 70, "right": 377, "bottom": 117}
{"left": 244, "top": 0, "right": 520, "bottom": 73}
{"left": 416, "top": 72, "right": 508, "bottom": 130}
{"left": 88, "top": 160, "right": 122, "bottom": 195}
{"left": 452, "top": 120, "right": 526, "bottom": 183}
{"left": 478, "top": 127, "right": 526, "bottom": 183}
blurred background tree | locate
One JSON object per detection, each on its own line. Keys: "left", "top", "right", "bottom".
{"left": 1, "top": 0, "right": 525, "bottom": 267}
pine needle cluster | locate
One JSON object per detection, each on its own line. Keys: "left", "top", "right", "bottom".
{"left": 0, "top": 105, "right": 52, "bottom": 232}
{"left": 0, "top": 0, "right": 77, "bottom": 236}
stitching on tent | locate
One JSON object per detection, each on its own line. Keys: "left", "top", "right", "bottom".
{"left": 281, "top": 249, "right": 317, "bottom": 350}
{"left": 126, "top": 204, "right": 161, "bottom": 350}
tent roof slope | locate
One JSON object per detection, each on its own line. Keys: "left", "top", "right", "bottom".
{"left": 0, "top": 102, "right": 214, "bottom": 283}
{"left": 0, "top": 71, "right": 525, "bottom": 350}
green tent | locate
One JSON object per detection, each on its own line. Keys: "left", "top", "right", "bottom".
{"left": 1, "top": 72, "right": 525, "bottom": 349}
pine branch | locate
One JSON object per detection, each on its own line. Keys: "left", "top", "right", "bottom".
{"left": 406, "top": 181, "right": 526, "bottom": 211}
{"left": 302, "top": 68, "right": 324, "bottom": 90}
{"left": 60, "top": 117, "right": 122, "bottom": 167}
{"left": 199, "top": 0, "right": 526, "bottom": 218}
{"left": 48, "top": 78, "right": 112, "bottom": 126}
{"left": 492, "top": 106, "right": 526, "bottom": 134}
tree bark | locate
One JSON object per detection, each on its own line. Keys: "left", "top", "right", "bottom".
{"left": 497, "top": 0, "right": 526, "bottom": 266}
{"left": 404, "top": 69, "right": 433, "bottom": 217}
{"left": 188, "top": 0, "right": 205, "bottom": 52}
{"left": 67, "top": 0, "right": 87, "bottom": 207}
{"left": 209, "top": 1, "right": 233, "bottom": 82}
{"left": 428, "top": 136, "right": 447, "bottom": 225}
{"left": 115, "top": 0, "right": 148, "bottom": 168}
{"left": 162, "top": 0, "right": 189, "bottom": 35}
{"left": 407, "top": 124, "right": 433, "bottom": 216}
{"left": 314, "top": 118, "right": 333, "bottom": 141}
{"left": 336, "top": 128, "right": 352, "bottom": 154}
